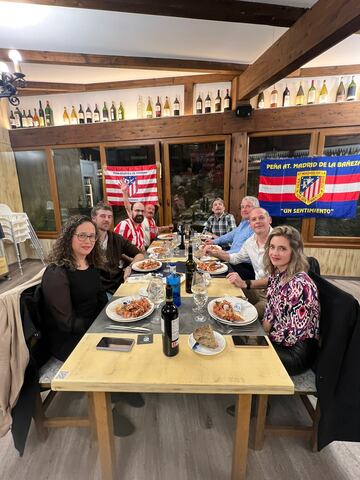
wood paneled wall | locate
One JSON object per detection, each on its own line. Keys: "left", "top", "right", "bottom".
{"left": 305, "top": 247, "right": 360, "bottom": 277}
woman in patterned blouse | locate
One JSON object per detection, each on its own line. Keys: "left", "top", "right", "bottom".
{"left": 262, "top": 225, "right": 320, "bottom": 375}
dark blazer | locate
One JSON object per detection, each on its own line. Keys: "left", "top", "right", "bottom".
{"left": 309, "top": 271, "right": 360, "bottom": 450}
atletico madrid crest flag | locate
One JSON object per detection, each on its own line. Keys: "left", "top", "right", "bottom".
{"left": 258, "top": 155, "right": 360, "bottom": 218}
{"left": 104, "top": 164, "right": 158, "bottom": 206}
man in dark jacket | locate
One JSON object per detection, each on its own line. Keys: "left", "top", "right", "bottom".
{"left": 91, "top": 202, "right": 144, "bottom": 294}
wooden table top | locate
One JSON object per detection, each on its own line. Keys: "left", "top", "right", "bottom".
{"left": 52, "top": 333, "right": 293, "bottom": 395}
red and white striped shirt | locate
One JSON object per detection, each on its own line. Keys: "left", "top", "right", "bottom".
{"left": 142, "top": 217, "right": 158, "bottom": 247}
{"left": 114, "top": 218, "right": 145, "bottom": 251}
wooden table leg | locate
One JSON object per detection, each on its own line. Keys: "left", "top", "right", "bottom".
{"left": 92, "top": 392, "right": 116, "bottom": 480}
{"left": 231, "top": 394, "right": 252, "bottom": 480}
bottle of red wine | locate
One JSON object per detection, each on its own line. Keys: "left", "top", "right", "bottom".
{"left": 78, "top": 104, "right": 85, "bottom": 124}
{"left": 214, "top": 89, "right": 221, "bottom": 112}
{"left": 93, "top": 104, "right": 100, "bottom": 123}
{"left": 282, "top": 85, "right": 291, "bottom": 107}
{"left": 185, "top": 243, "right": 196, "bottom": 294}
{"left": 155, "top": 96, "right": 162, "bottom": 117}
{"left": 196, "top": 94, "right": 203, "bottom": 114}
{"left": 161, "top": 284, "right": 179, "bottom": 357}
{"left": 86, "top": 105, "right": 93, "bottom": 123}
{"left": 223, "top": 89, "right": 232, "bottom": 111}
{"left": 204, "top": 92, "right": 211, "bottom": 113}
{"left": 14, "top": 108, "right": 22, "bottom": 128}
{"left": 38, "top": 100, "right": 45, "bottom": 127}
{"left": 173, "top": 96, "right": 180, "bottom": 116}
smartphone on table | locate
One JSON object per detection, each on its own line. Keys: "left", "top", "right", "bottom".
{"left": 232, "top": 335, "right": 269, "bottom": 347}
{"left": 96, "top": 337, "right": 135, "bottom": 352}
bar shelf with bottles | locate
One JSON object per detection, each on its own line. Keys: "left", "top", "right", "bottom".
{"left": 195, "top": 88, "right": 232, "bottom": 114}
{"left": 255, "top": 76, "right": 358, "bottom": 110}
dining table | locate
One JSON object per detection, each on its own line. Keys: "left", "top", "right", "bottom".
{"left": 51, "top": 241, "right": 294, "bottom": 480}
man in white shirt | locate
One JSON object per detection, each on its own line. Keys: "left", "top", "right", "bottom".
{"left": 208, "top": 207, "right": 272, "bottom": 318}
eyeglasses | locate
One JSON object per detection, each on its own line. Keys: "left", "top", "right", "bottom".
{"left": 73, "top": 233, "right": 97, "bottom": 243}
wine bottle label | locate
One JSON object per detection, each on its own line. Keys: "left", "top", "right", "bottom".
{"left": 318, "top": 94, "right": 327, "bottom": 104}
{"left": 336, "top": 94, "right": 345, "bottom": 102}
{"left": 94, "top": 113, "right": 100, "bottom": 121}
{"left": 270, "top": 93, "right": 278, "bottom": 105}
{"left": 174, "top": 108, "right": 180, "bottom": 115}
{"left": 205, "top": 100, "right": 211, "bottom": 108}
{"left": 283, "top": 95, "right": 290, "bottom": 107}
{"left": 224, "top": 99, "right": 230, "bottom": 109}
{"left": 171, "top": 317, "right": 179, "bottom": 346}
{"left": 156, "top": 105, "right": 161, "bottom": 112}
{"left": 79, "top": 112, "right": 84, "bottom": 119}
{"left": 307, "top": 90, "right": 316, "bottom": 104}
{"left": 196, "top": 101, "right": 202, "bottom": 110}
{"left": 258, "top": 100, "right": 265, "bottom": 109}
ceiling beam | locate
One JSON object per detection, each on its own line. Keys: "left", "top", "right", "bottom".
{"left": 0, "top": 48, "right": 247, "bottom": 74}
{"left": 288, "top": 64, "right": 360, "bottom": 78}
{"left": 19, "top": 73, "right": 237, "bottom": 96}
{"left": 238, "top": 0, "right": 360, "bottom": 101}
{"left": 12, "top": 0, "right": 307, "bottom": 28}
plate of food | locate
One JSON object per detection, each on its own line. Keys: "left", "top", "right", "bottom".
{"left": 208, "top": 297, "right": 258, "bottom": 326}
{"left": 132, "top": 259, "right": 162, "bottom": 272}
{"left": 147, "top": 246, "right": 168, "bottom": 256}
{"left": 200, "top": 233, "right": 214, "bottom": 241}
{"left": 197, "top": 260, "right": 228, "bottom": 275}
{"left": 188, "top": 325, "right": 226, "bottom": 356}
{"left": 106, "top": 296, "right": 154, "bottom": 323}
{"left": 157, "top": 233, "right": 175, "bottom": 240}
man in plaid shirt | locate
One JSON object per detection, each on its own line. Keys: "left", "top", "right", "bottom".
{"left": 202, "top": 198, "right": 236, "bottom": 238}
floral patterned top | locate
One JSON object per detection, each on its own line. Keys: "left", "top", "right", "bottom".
{"left": 263, "top": 271, "right": 320, "bottom": 347}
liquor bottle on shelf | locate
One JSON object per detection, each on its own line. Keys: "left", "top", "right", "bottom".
{"left": 14, "top": 108, "right": 22, "bottom": 128}
{"left": 318, "top": 80, "right": 328, "bottom": 104}
{"left": 63, "top": 107, "right": 70, "bottom": 125}
{"left": 93, "top": 104, "right": 100, "bottom": 123}
{"left": 155, "top": 96, "right": 162, "bottom": 118}
{"left": 118, "top": 102, "right": 124, "bottom": 120}
{"left": 196, "top": 94, "right": 203, "bottom": 114}
{"left": 45, "top": 101, "right": 53, "bottom": 126}
{"left": 204, "top": 92, "right": 211, "bottom": 113}
{"left": 336, "top": 77, "right": 346, "bottom": 102}
{"left": 346, "top": 76, "right": 357, "bottom": 101}
{"left": 9, "top": 110, "right": 16, "bottom": 129}
{"left": 185, "top": 243, "right": 196, "bottom": 294}
{"left": 163, "top": 96, "right": 171, "bottom": 117}
{"left": 85, "top": 105, "right": 92, "bottom": 123}
{"left": 78, "top": 104, "right": 85, "bottom": 124}
{"left": 161, "top": 284, "right": 179, "bottom": 357}
{"left": 137, "top": 96, "right": 144, "bottom": 119}
{"left": 307, "top": 80, "right": 316, "bottom": 105}
{"left": 270, "top": 86, "right": 278, "bottom": 108}
{"left": 166, "top": 263, "right": 181, "bottom": 307}
{"left": 22, "top": 110, "right": 28, "bottom": 128}
{"left": 102, "top": 102, "right": 109, "bottom": 122}
{"left": 223, "top": 88, "right": 232, "bottom": 111}
{"left": 27, "top": 110, "right": 34, "bottom": 128}
{"left": 282, "top": 84, "right": 291, "bottom": 107}
{"left": 110, "top": 101, "right": 117, "bottom": 121}
{"left": 38, "top": 100, "right": 45, "bottom": 127}
{"left": 146, "top": 97, "right": 153, "bottom": 118}
{"left": 257, "top": 91, "right": 265, "bottom": 109}
{"left": 215, "top": 89, "right": 222, "bottom": 112}
{"left": 295, "top": 83, "right": 305, "bottom": 106}
{"left": 33, "top": 108, "right": 40, "bottom": 127}
{"left": 173, "top": 96, "right": 180, "bottom": 116}
{"left": 70, "top": 106, "right": 78, "bottom": 125}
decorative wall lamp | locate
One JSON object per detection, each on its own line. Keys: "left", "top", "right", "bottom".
{"left": 0, "top": 50, "right": 26, "bottom": 106}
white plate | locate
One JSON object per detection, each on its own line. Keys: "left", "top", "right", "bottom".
{"left": 197, "top": 262, "right": 228, "bottom": 275}
{"left": 139, "top": 273, "right": 185, "bottom": 297}
{"left": 106, "top": 296, "right": 155, "bottom": 323}
{"left": 208, "top": 297, "right": 258, "bottom": 326}
{"left": 157, "top": 233, "right": 175, "bottom": 240}
{"left": 188, "top": 331, "right": 226, "bottom": 356}
{"left": 132, "top": 260, "right": 162, "bottom": 272}
{"left": 147, "top": 246, "right": 168, "bottom": 255}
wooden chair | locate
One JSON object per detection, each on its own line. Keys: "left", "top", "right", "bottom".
{"left": 253, "top": 370, "right": 320, "bottom": 452}
{"left": 32, "top": 356, "right": 95, "bottom": 441}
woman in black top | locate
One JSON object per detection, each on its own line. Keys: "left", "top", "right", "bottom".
{"left": 42, "top": 215, "right": 107, "bottom": 361}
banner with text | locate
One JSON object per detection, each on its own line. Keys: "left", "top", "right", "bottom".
{"left": 258, "top": 155, "right": 360, "bottom": 218}
{"left": 104, "top": 164, "right": 158, "bottom": 206}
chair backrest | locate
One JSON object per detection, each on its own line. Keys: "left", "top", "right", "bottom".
{"left": 307, "top": 256, "right": 320, "bottom": 275}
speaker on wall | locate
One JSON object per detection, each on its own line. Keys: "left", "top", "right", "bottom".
{"left": 235, "top": 103, "right": 253, "bottom": 118}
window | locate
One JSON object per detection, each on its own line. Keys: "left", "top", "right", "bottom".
{"left": 15, "top": 150, "right": 56, "bottom": 232}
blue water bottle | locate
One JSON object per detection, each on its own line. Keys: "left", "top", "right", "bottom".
{"left": 166, "top": 263, "right": 181, "bottom": 307}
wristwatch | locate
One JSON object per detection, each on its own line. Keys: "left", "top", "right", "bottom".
{"left": 245, "top": 279, "right": 251, "bottom": 289}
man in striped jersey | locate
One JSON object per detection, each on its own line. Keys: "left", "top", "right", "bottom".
{"left": 114, "top": 202, "right": 146, "bottom": 251}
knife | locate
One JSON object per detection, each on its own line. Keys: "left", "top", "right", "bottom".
{"left": 106, "top": 325, "right": 151, "bottom": 333}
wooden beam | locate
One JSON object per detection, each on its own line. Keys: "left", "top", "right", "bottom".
{"left": 288, "top": 64, "right": 360, "bottom": 78}
{"left": 238, "top": 0, "right": 360, "bottom": 101}
{"left": 0, "top": 48, "right": 247, "bottom": 74}
{"left": 19, "top": 73, "right": 236, "bottom": 96}
{"left": 13, "top": 1, "right": 307, "bottom": 28}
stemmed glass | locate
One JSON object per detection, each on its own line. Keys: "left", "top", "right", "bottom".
{"left": 191, "top": 272, "right": 208, "bottom": 323}
{"left": 147, "top": 276, "right": 165, "bottom": 324}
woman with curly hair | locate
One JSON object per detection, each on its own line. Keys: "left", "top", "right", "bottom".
{"left": 42, "top": 215, "right": 107, "bottom": 360}
{"left": 262, "top": 225, "right": 320, "bottom": 375}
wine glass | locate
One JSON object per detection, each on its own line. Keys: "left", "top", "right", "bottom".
{"left": 191, "top": 272, "right": 208, "bottom": 323}
{"left": 147, "top": 276, "right": 165, "bottom": 324}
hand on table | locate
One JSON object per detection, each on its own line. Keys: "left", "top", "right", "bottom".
{"left": 226, "top": 272, "right": 246, "bottom": 289}
{"left": 124, "top": 265, "right": 132, "bottom": 281}
{"left": 262, "top": 320, "right": 272, "bottom": 334}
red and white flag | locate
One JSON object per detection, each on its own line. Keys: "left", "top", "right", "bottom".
{"left": 104, "top": 164, "right": 158, "bottom": 206}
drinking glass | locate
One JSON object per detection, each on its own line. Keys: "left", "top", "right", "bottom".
{"left": 147, "top": 276, "right": 165, "bottom": 324}
{"left": 191, "top": 272, "right": 208, "bottom": 323}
